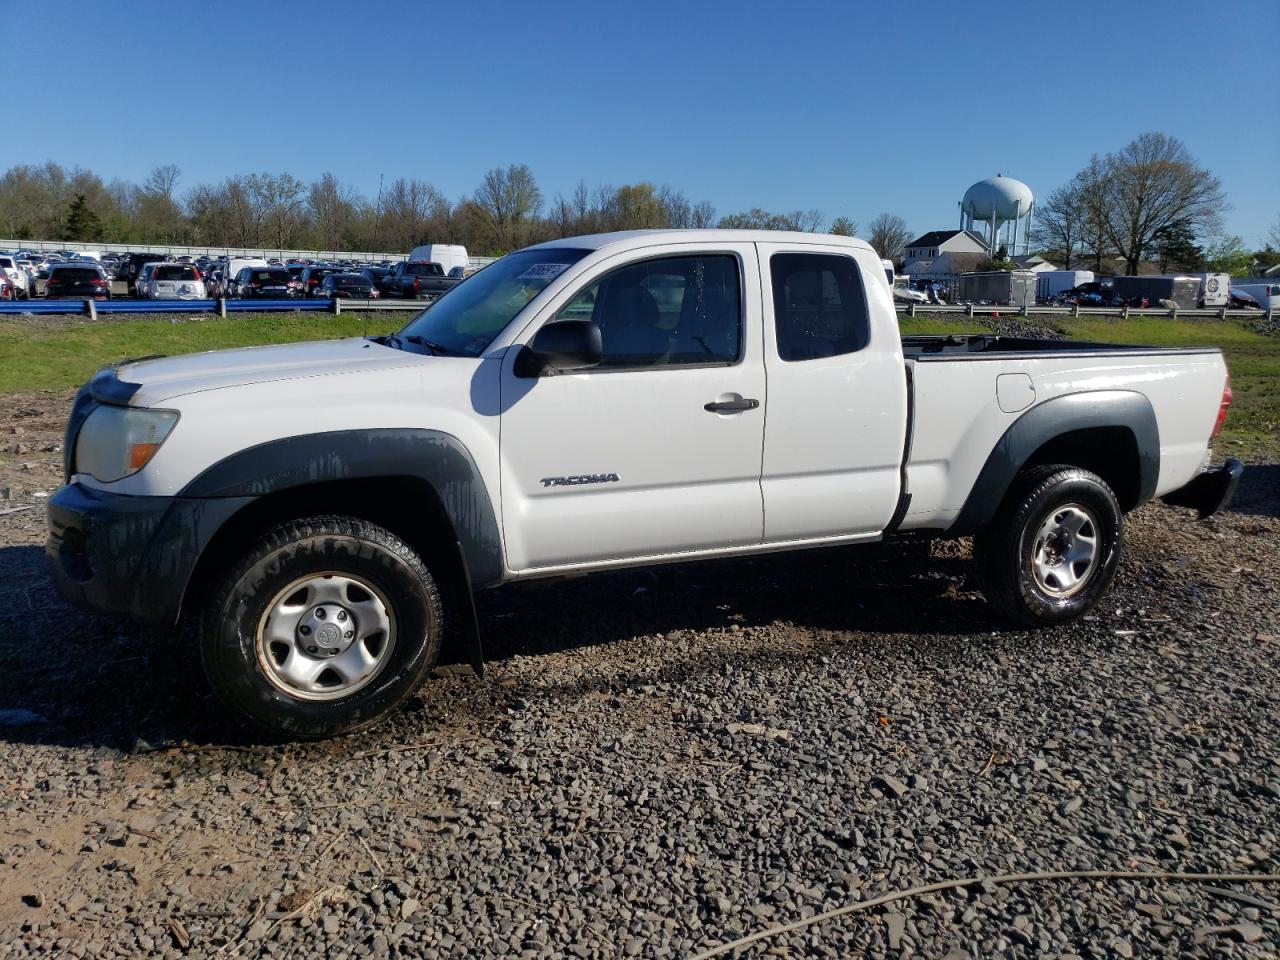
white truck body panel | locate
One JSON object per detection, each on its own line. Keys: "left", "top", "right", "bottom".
{"left": 757, "top": 240, "right": 906, "bottom": 541}
{"left": 902, "top": 350, "right": 1226, "bottom": 530}
{"left": 68, "top": 229, "right": 1232, "bottom": 584}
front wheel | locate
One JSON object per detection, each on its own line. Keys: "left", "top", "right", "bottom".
{"left": 201, "top": 516, "right": 442, "bottom": 739}
{"left": 973, "top": 465, "right": 1123, "bottom": 626}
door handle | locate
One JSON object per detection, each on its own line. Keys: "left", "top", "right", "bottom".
{"left": 704, "top": 398, "right": 760, "bottom": 413}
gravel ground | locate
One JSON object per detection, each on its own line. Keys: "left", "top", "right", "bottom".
{"left": 1, "top": 391, "right": 1277, "bottom": 959}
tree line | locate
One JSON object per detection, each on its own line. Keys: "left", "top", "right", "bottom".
{"left": 0, "top": 161, "right": 917, "bottom": 260}
{"left": 1030, "top": 132, "right": 1275, "bottom": 277}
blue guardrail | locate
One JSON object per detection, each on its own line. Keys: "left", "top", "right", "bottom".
{"left": 0, "top": 298, "right": 336, "bottom": 315}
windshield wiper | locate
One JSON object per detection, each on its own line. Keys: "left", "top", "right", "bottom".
{"left": 402, "top": 335, "right": 451, "bottom": 356}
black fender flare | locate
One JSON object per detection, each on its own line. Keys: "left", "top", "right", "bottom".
{"left": 948, "top": 391, "right": 1160, "bottom": 536}
{"left": 181, "top": 429, "right": 503, "bottom": 673}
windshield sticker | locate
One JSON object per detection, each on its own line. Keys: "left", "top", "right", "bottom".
{"left": 516, "top": 263, "right": 572, "bottom": 282}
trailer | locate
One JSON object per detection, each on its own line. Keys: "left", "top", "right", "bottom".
{"left": 1112, "top": 275, "right": 1200, "bottom": 310}
{"left": 1036, "top": 270, "right": 1095, "bottom": 302}
{"left": 959, "top": 270, "right": 1036, "bottom": 307}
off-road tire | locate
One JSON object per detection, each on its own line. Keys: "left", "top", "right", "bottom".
{"left": 201, "top": 516, "right": 442, "bottom": 740}
{"left": 973, "top": 465, "right": 1123, "bottom": 626}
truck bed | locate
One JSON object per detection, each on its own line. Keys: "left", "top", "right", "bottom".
{"left": 898, "top": 336, "right": 1228, "bottom": 532}
{"left": 901, "top": 333, "right": 1217, "bottom": 360}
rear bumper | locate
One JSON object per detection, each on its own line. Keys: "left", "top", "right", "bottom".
{"left": 46, "top": 483, "right": 253, "bottom": 626}
{"left": 1160, "top": 458, "right": 1243, "bottom": 519}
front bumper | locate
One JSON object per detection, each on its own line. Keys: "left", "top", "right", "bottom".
{"left": 1160, "top": 458, "right": 1243, "bottom": 519}
{"left": 47, "top": 483, "right": 253, "bottom": 626}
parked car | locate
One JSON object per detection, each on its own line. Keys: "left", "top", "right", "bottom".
{"left": 135, "top": 262, "right": 161, "bottom": 299}
{"left": 1228, "top": 289, "right": 1260, "bottom": 309}
{"left": 228, "top": 267, "right": 298, "bottom": 299}
{"left": 1058, "top": 281, "right": 1119, "bottom": 306}
{"left": 47, "top": 230, "right": 1241, "bottom": 739}
{"left": 1232, "top": 283, "right": 1280, "bottom": 311}
{"left": 146, "top": 263, "right": 207, "bottom": 300}
{"left": 383, "top": 260, "right": 462, "bottom": 299}
{"left": 0, "top": 254, "right": 31, "bottom": 299}
{"left": 359, "top": 267, "right": 390, "bottom": 293}
{"left": 44, "top": 262, "right": 110, "bottom": 299}
{"left": 298, "top": 266, "right": 342, "bottom": 298}
{"left": 318, "top": 273, "right": 378, "bottom": 298}
{"left": 119, "top": 253, "right": 167, "bottom": 295}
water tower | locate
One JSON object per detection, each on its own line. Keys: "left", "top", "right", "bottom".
{"left": 960, "top": 174, "right": 1035, "bottom": 256}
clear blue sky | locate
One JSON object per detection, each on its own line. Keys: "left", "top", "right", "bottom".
{"left": 3, "top": 0, "right": 1277, "bottom": 246}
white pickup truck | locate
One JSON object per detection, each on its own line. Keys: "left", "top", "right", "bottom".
{"left": 46, "top": 230, "right": 1241, "bottom": 739}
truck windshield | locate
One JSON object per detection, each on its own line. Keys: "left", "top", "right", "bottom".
{"left": 394, "top": 248, "right": 590, "bottom": 357}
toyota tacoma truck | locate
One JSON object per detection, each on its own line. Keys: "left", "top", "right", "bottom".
{"left": 46, "top": 230, "right": 1241, "bottom": 739}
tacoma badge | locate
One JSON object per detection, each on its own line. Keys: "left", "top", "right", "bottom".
{"left": 540, "top": 473, "right": 621, "bottom": 488}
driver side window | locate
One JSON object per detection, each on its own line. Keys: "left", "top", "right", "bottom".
{"left": 555, "top": 254, "right": 741, "bottom": 369}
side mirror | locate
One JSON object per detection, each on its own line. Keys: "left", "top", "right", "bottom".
{"left": 516, "top": 320, "right": 603, "bottom": 377}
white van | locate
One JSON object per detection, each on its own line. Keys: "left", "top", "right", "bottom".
{"left": 1186, "top": 272, "right": 1230, "bottom": 308}
{"left": 408, "top": 244, "right": 468, "bottom": 276}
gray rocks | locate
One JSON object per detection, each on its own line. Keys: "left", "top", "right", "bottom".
{"left": 877, "top": 774, "right": 909, "bottom": 799}
{"left": 1, "top": 445, "right": 1278, "bottom": 957}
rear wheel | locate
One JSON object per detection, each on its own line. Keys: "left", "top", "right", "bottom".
{"left": 201, "top": 516, "right": 442, "bottom": 740}
{"left": 973, "top": 465, "right": 1123, "bottom": 626}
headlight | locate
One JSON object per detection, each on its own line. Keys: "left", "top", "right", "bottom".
{"left": 76, "top": 406, "right": 179, "bottom": 482}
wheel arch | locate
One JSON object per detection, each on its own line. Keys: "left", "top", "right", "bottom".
{"left": 949, "top": 391, "right": 1159, "bottom": 536}
{"left": 177, "top": 430, "right": 502, "bottom": 651}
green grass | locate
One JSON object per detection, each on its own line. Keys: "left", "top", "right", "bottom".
{"left": 0, "top": 313, "right": 391, "bottom": 394}
{"left": 1, "top": 310, "right": 1274, "bottom": 453}
{"left": 900, "top": 313, "right": 1278, "bottom": 451}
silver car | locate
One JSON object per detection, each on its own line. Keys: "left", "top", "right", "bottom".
{"left": 146, "top": 262, "right": 207, "bottom": 300}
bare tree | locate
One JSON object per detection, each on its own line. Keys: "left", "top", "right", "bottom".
{"left": 601, "top": 183, "right": 668, "bottom": 230}
{"left": 1029, "top": 182, "right": 1086, "bottom": 269}
{"left": 473, "top": 164, "right": 542, "bottom": 252}
{"left": 1095, "top": 133, "right": 1225, "bottom": 275}
{"left": 309, "top": 173, "right": 358, "bottom": 249}
{"left": 867, "top": 213, "right": 911, "bottom": 262}
{"left": 1074, "top": 156, "right": 1112, "bottom": 273}
{"left": 691, "top": 200, "right": 716, "bottom": 229}
{"left": 1268, "top": 215, "right": 1280, "bottom": 250}
{"left": 829, "top": 216, "right": 857, "bottom": 237}
{"left": 658, "top": 185, "right": 692, "bottom": 228}
{"left": 143, "top": 164, "right": 181, "bottom": 201}
{"left": 718, "top": 208, "right": 823, "bottom": 231}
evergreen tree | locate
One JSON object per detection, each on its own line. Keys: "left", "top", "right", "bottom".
{"left": 65, "top": 194, "right": 103, "bottom": 241}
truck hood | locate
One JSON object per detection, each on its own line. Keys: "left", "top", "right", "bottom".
{"left": 117, "top": 338, "right": 424, "bottom": 406}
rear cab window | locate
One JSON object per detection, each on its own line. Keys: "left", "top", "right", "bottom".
{"left": 769, "top": 252, "right": 870, "bottom": 361}
{"left": 154, "top": 265, "right": 199, "bottom": 281}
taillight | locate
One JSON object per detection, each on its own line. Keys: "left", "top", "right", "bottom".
{"left": 1211, "top": 373, "right": 1232, "bottom": 439}
{"left": 413, "top": 277, "right": 421, "bottom": 291}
